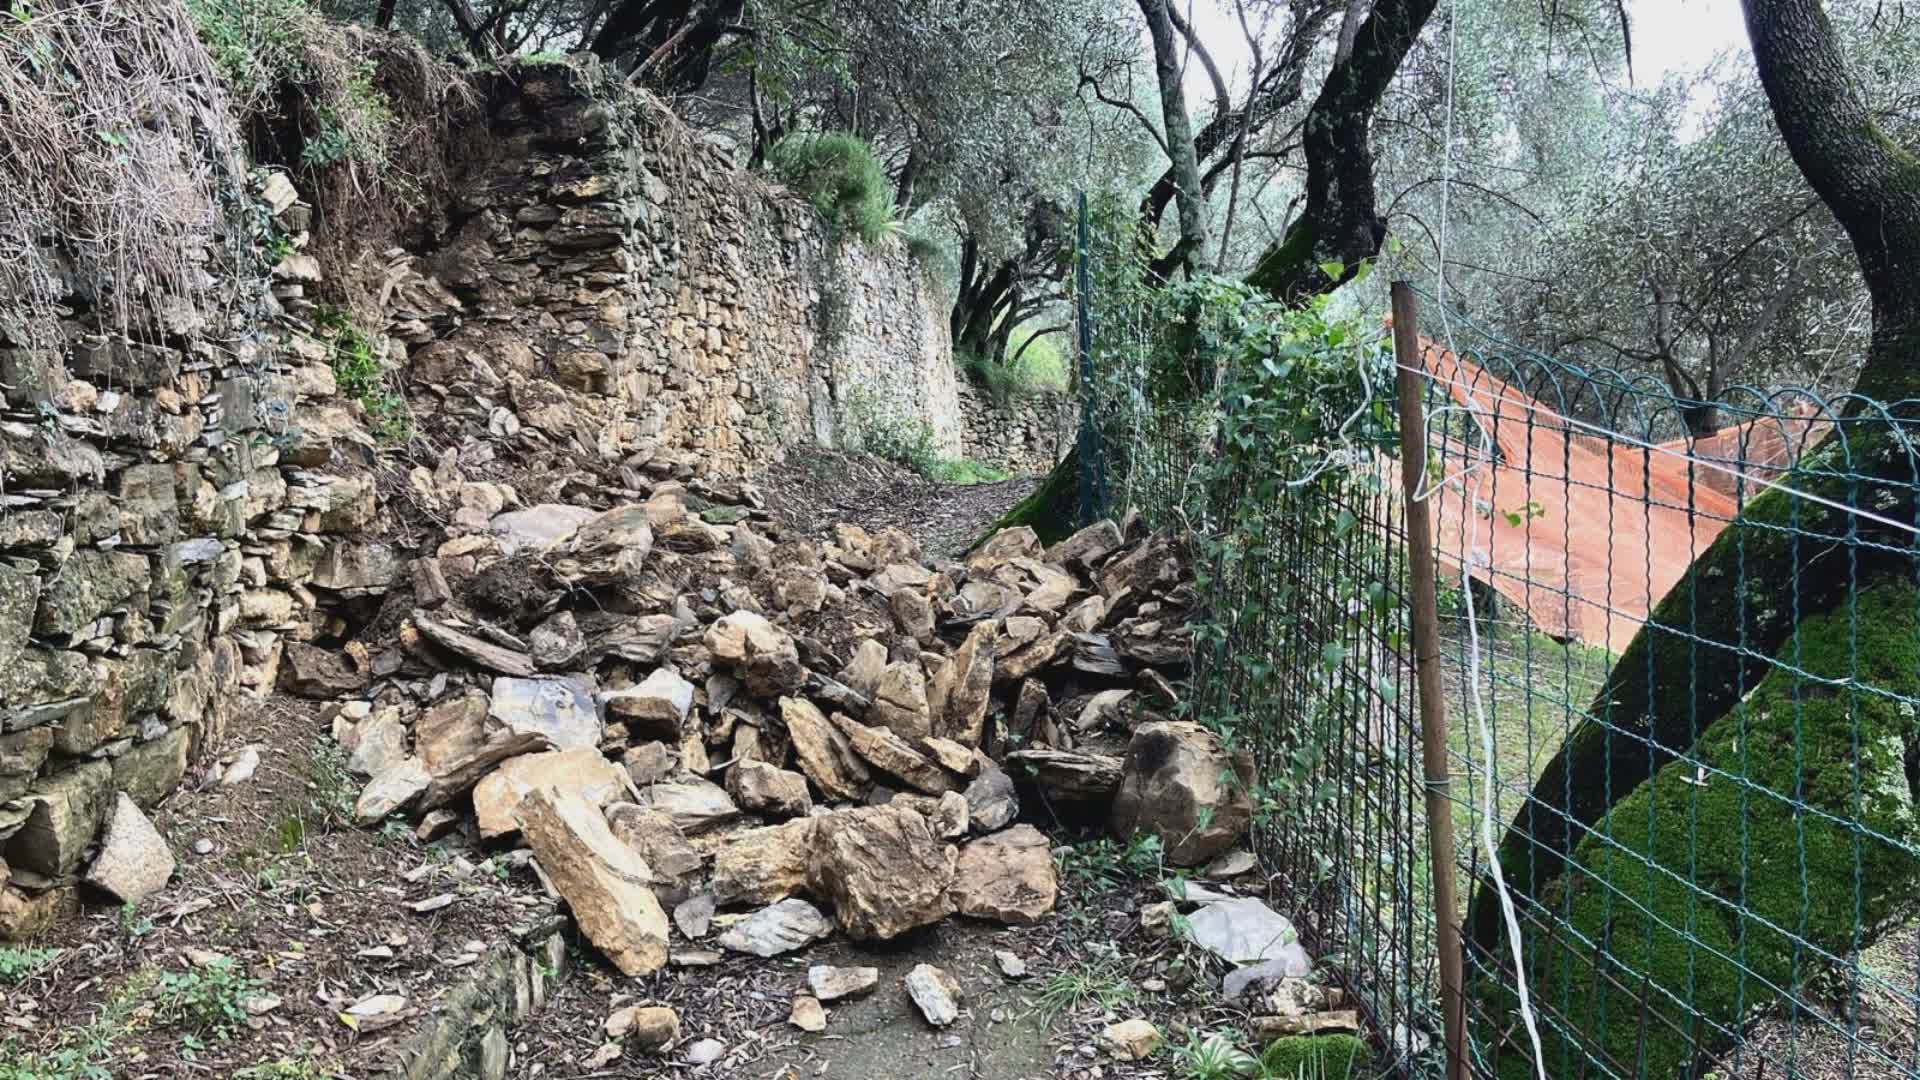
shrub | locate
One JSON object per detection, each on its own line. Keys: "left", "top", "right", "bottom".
{"left": 766, "top": 132, "right": 898, "bottom": 244}
{"left": 157, "top": 957, "right": 259, "bottom": 1041}
{"left": 842, "top": 387, "right": 940, "bottom": 473}
{"left": 314, "top": 306, "right": 410, "bottom": 442}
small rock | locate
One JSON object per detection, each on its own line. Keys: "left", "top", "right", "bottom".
{"left": 993, "top": 950, "right": 1027, "bottom": 978}
{"left": 725, "top": 761, "right": 811, "bottom": 818}
{"left": 606, "top": 1004, "right": 679, "bottom": 1049}
{"left": 409, "top": 893, "right": 455, "bottom": 914}
{"left": 904, "top": 963, "right": 961, "bottom": 1027}
{"left": 241, "top": 992, "right": 282, "bottom": 1016}
{"left": 787, "top": 994, "right": 827, "bottom": 1032}
{"left": 808, "top": 964, "right": 880, "bottom": 1001}
{"left": 353, "top": 757, "right": 431, "bottom": 826}
{"left": 673, "top": 893, "right": 715, "bottom": 939}
{"left": 685, "top": 1038, "right": 725, "bottom": 1066}
{"left": 714, "top": 898, "right": 833, "bottom": 957}
{"left": 673, "top": 949, "right": 723, "bottom": 967}
{"left": 1221, "top": 954, "right": 1318, "bottom": 1001}
{"left": 221, "top": 746, "right": 261, "bottom": 785}
{"left": 191, "top": 838, "right": 214, "bottom": 856}
{"left": 605, "top": 667, "right": 696, "bottom": 738}
{"left": 1097, "top": 1019, "right": 1161, "bottom": 1060}
{"left": 1201, "top": 849, "right": 1258, "bottom": 879}
{"left": 963, "top": 766, "right": 1018, "bottom": 834}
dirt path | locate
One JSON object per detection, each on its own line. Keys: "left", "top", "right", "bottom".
{"left": 754, "top": 449, "right": 1043, "bottom": 560}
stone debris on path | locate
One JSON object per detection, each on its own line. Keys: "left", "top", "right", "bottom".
{"left": 904, "top": 962, "right": 963, "bottom": 1027}
{"left": 300, "top": 490, "right": 1242, "bottom": 996}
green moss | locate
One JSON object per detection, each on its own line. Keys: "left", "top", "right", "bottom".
{"left": 1484, "top": 583, "right": 1920, "bottom": 1076}
{"left": 1476, "top": 426, "right": 1920, "bottom": 950}
{"left": 1259, "top": 1034, "right": 1367, "bottom": 1078}
{"left": 978, "top": 445, "right": 1081, "bottom": 547}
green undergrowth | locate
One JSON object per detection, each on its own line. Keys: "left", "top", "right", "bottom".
{"left": 838, "top": 387, "right": 1007, "bottom": 484}
{"left": 959, "top": 339, "right": 1068, "bottom": 405}
{"left": 1258, "top": 1034, "right": 1368, "bottom": 1078}
{"left": 1486, "top": 582, "right": 1920, "bottom": 1076}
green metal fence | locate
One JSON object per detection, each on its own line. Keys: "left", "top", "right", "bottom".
{"left": 1075, "top": 249, "right": 1920, "bottom": 1078}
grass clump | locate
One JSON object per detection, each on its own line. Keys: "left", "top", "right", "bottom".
{"left": 1170, "top": 1030, "right": 1260, "bottom": 1078}
{"left": 1033, "top": 961, "right": 1138, "bottom": 1022}
{"left": 767, "top": 132, "right": 898, "bottom": 244}
{"left": 958, "top": 340, "right": 1069, "bottom": 406}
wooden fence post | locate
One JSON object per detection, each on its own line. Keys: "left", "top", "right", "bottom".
{"left": 1391, "top": 280, "right": 1469, "bottom": 1080}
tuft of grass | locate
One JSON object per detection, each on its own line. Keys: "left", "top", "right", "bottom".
{"left": 1033, "top": 961, "right": 1138, "bottom": 1022}
{"left": 926, "top": 457, "right": 1011, "bottom": 485}
{"left": 766, "top": 131, "right": 898, "bottom": 244}
{"left": 958, "top": 341, "right": 1069, "bottom": 405}
{"left": 1170, "top": 1029, "right": 1260, "bottom": 1079}
{"left": 1058, "top": 832, "right": 1166, "bottom": 888}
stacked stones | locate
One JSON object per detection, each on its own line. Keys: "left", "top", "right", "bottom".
{"left": 369, "top": 60, "right": 963, "bottom": 491}
{"left": 319, "top": 491, "right": 1252, "bottom": 977}
{"left": 0, "top": 164, "right": 383, "bottom": 935}
{"left": 955, "top": 380, "right": 1077, "bottom": 476}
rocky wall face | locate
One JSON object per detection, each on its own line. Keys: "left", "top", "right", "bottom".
{"left": 0, "top": 152, "right": 373, "bottom": 934}
{"left": 956, "top": 381, "right": 1076, "bottom": 475}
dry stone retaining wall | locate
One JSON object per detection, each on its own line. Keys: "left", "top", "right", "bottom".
{"left": 956, "top": 381, "right": 1076, "bottom": 475}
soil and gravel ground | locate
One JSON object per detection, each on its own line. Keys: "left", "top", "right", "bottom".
{"left": 754, "top": 449, "right": 1042, "bottom": 560}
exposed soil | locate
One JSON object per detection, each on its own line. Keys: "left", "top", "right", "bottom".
{"left": 2, "top": 698, "right": 555, "bottom": 1078}
{"left": 754, "top": 449, "right": 1044, "bottom": 560}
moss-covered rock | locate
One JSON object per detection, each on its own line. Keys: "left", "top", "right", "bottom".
{"left": 1483, "top": 583, "right": 1920, "bottom": 1077}
{"left": 1259, "top": 1033, "right": 1367, "bottom": 1078}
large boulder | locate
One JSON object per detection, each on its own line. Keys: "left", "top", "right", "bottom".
{"left": 1109, "top": 721, "right": 1251, "bottom": 866}
{"left": 517, "top": 786, "right": 669, "bottom": 977}
{"left": 807, "top": 805, "right": 956, "bottom": 941}
{"left": 949, "top": 824, "right": 1057, "bottom": 925}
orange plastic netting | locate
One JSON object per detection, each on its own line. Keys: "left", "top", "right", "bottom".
{"left": 1409, "top": 338, "right": 1828, "bottom": 654}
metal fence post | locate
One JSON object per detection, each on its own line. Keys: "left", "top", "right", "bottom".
{"left": 1074, "top": 190, "right": 1097, "bottom": 526}
{"left": 1391, "top": 280, "right": 1469, "bottom": 1080}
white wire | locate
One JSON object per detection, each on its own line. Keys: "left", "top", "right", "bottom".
{"left": 1428, "top": 0, "right": 1550, "bottom": 1073}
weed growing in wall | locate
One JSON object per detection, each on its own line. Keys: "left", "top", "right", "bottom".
{"left": 766, "top": 132, "right": 899, "bottom": 245}
{"left": 314, "top": 306, "right": 410, "bottom": 443}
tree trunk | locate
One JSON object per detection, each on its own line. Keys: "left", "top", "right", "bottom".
{"left": 1245, "top": 0, "right": 1437, "bottom": 301}
{"left": 1138, "top": 0, "right": 1210, "bottom": 274}
{"left": 1469, "top": 0, "right": 1920, "bottom": 1069}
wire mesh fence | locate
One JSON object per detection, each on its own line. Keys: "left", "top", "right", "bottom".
{"left": 1073, "top": 236, "right": 1920, "bottom": 1078}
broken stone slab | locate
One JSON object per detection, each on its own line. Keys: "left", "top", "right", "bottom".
{"left": 280, "top": 641, "right": 370, "bottom": 697}
{"left": 920, "top": 736, "right": 978, "bottom": 779}
{"left": 1097, "top": 1018, "right": 1161, "bottom": 1061}
{"left": 673, "top": 892, "right": 715, "bottom": 939}
{"left": 1187, "top": 897, "right": 1304, "bottom": 966}
{"left": 489, "top": 504, "right": 597, "bottom": 556}
{"left": 832, "top": 714, "right": 951, "bottom": 795}
{"left": 1249, "top": 1010, "right": 1361, "bottom": 1041}
{"left": 927, "top": 621, "right": 995, "bottom": 746}
{"left": 994, "top": 950, "right": 1027, "bottom": 978}
{"left": 950, "top": 824, "right": 1057, "bottom": 925}
{"left": 638, "top": 773, "right": 739, "bottom": 833}
{"left": 780, "top": 697, "right": 868, "bottom": 802}
{"left": 1202, "top": 850, "right": 1258, "bottom": 879}
{"left": 714, "top": 898, "right": 833, "bottom": 957}
{"left": 904, "top": 963, "right": 961, "bottom": 1027}
{"left": 808, "top": 964, "right": 880, "bottom": 1001}
{"left": 353, "top": 757, "right": 432, "bottom": 826}
{"left": 867, "top": 662, "right": 932, "bottom": 744}
{"left": 1046, "top": 519, "right": 1124, "bottom": 568}
{"left": 343, "top": 706, "right": 408, "bottom": 778}
{"left": 517, "top": 786, "right": 668, "bottom": 977}
{"left": 838, "top": 638, "right": 887, "bottom": 699}
{"left": 892, "top": 790, "right": 969, "bottom": 839}
{"left": 703, "top": 611, "right": 803, "bottom": 696}
{"left": 414, "top": 614, "right": 537, "bottom": 677}
{"left": 889, "top": 588, "right": 935, "bottom": 642}
{"left": 606, "top": 804, "right": 704, "bottom": 884}
{"left": 529, "top": 611, "right": 587, "bottom": 670}
{"left": 1110, "top": 720, "right": 1252, "bottom": 866}
{"left": 82, "top": 793, "right": 175, "bottom": 905}
{"left": 962, "top": 765, "right": 1019, "bottom": 834}
{"left": 604, "top": 666, "right": 695, "bottom": 740}
{"left": 807, "top": 804, "right": 955, "bottom": 941}
{"left": 725, "top": 761, "right": 811, "bottom": 818}
{"left": 709, "top": 817, "right": 817, "bottom": 905}
{"left": 1002, "top": 749, "right": 1122, "bottom": 815}
{"left": 473, "top": 750, "right": 634, "bottom": 842}
{"left": 112, "top": 726, "right": 189, "bottom": 809}
{"left": 487, "top": 674, "right": 602, "bottom": 752}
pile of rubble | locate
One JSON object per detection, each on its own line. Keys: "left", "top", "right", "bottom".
{"left": 309, "top": 482, "right": 1259, "bottom": 997}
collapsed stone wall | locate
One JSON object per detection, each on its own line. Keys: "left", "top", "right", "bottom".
{"left": 956, "top": 380, "right": 1076, "bottom": 475}
{"left": 372, "top": 63, "right": 963, "bottom": 484}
